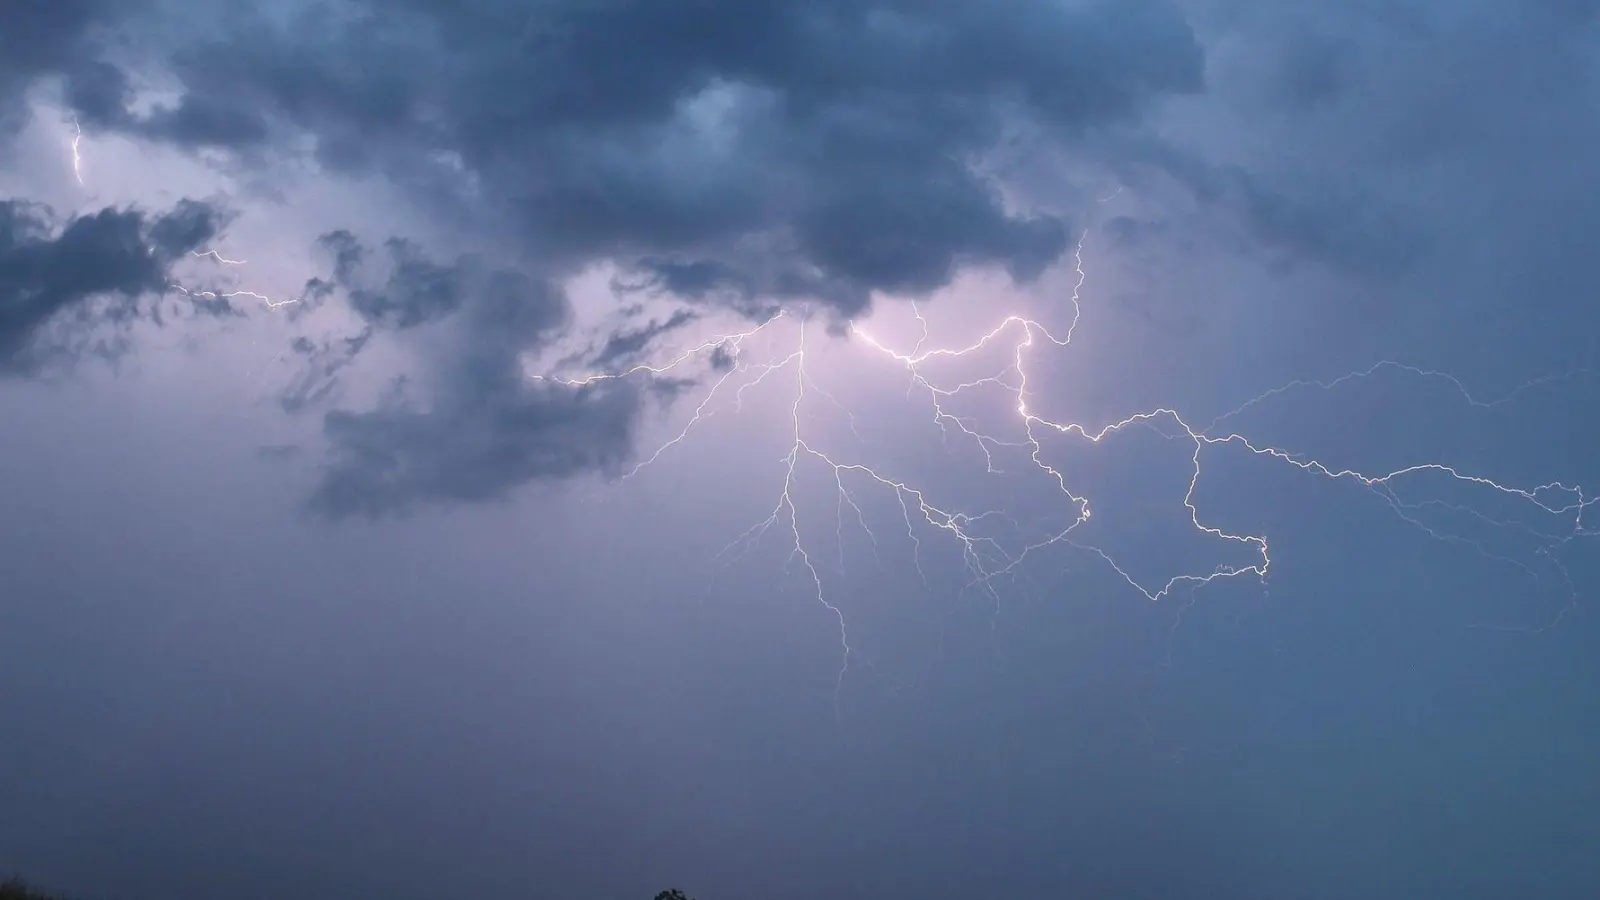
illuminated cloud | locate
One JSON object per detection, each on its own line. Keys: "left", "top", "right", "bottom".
{"left": 55, "top": 0, "right": 1224, "bottom": 512}
{"left": 3, "top": 0, "right": 1596, "bottom": 520}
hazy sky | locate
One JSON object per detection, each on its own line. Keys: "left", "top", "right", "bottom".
{"left": 3, "top": 2, "right": 1599, "bottom": 898}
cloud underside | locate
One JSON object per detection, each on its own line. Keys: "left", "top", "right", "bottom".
{"left": 72, "top": 0, "right": 1213, "bottom": 308}
{"left": 133, "top": 0, "right": 1211, "bottom": 515}
{"left": 12, "top": 0, "right": 1594, "bottom": 514}
{"left": 310, "top": 382, "right": 641, "bottom": 517}
{"left": 0, "top": 0, "right": 1240, "bottom": 514}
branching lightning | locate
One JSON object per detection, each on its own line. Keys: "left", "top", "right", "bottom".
{"left": 535, "top": 228, "right": 1596, "bottom": 712}
{"left": 69, "top": 90, "right": 1582, "bottom": 697}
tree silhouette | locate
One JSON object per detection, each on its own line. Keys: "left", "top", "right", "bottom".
{"left": 654, "top": 891, "right": 694, "bottom": 900}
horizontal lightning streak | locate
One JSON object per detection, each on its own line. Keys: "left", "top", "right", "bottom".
{"left": 170, "top": 251, "right": 297, "bottom": 309}
{"left": 191, "top": 249, "right": 249, "bottom": 265}
{"left": 168, "top": 283, "right": 299, "bottom": 309}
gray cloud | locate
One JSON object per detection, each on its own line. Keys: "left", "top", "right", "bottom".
{"left": 279, "top": 330, "right": 370, "bottom": 414}
{"left": 76, "top": 0, "right": 1206, "bottom": 315}
{"left": 0, "top": 0, "right": 130, "bottom": 134}
{"left": 292, "top": 231, "right": 649, "bottom": 518}
{"left": 1157, "top": 0, "right": 1600, "bottom": 279}
{"left": 60, "top": 57, "right": 133, "bottom": 130}
{"left": 75, "top": 0, "right": 1480, "bottom": 311}
{"left": 590, "top": 308, "right": 700, "bottom": 370}
{"left": 0, "top": 197, "right": 221, "bottom": 374}
{"left": 75, "top": 0, "right": 1219, "bottom": 513}
{"left": 311, "top": 378, "right": 641, "bottom": 519}
{"left": 1104, "top": 138, "right": 1427, "bottom": 277}
{"left": 30, "top": 0, "right": 1590, "bottom": 515}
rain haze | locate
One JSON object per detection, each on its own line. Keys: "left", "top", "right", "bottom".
{"left": 3, "top": 1, "right": 1599, "bottom": 898}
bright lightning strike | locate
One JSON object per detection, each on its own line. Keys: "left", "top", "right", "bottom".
{"left": 540, "top": 234, "right": 1596, "bottom": 712}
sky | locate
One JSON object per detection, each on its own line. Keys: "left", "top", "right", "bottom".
{"left": 2, "top": 1, "right": 1599, "bottom": 898}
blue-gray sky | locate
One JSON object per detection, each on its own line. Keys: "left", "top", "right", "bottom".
{"left": 3, "top": 1, "right": 1599, "bottom": 898}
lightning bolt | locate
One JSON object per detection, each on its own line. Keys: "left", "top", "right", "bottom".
{"left": 69, "top": 115, "right": 84, "bottom": 186}
{"left": 535, "top": 230, "right": 1596, "bottom": 713}
{"left": 191, "top": 249, "right": 249, "bottom": 265}
{"left": 170, "top": 251, "right": 299, "bottom": 309}
{"left": 168, "top": 283, "right": 299, "bottom": 309}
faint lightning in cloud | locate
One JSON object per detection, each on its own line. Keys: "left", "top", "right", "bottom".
{"left": 191, "top": 249, "right": 249, "bottom": 265}
{"left": 170, "top": 251, "right": 299, "bottom": 309}
{"left": 1203, "top": 360, "right": 1593, "bottom": 433}
{"left": 168, "top": 282, "right": 299, "bottom": 309}
{"left": 536, "top": 228, "right": 1596, "bottom": 709}
{"left": 68, "top": 115, "right": 84, "bottom": 186}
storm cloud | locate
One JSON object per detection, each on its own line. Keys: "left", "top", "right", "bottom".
{"left": 5, "top": 3, "right": 1600, "bottom": 900}
{"left": 70, "top": 0, "right": 1207, "bottom": 315}
{"left": 0, "top": 0, "right": 133, "bottom": 134}
{"left": 0, "top": 197, "right": 221, "bottom": 374}
{"left": 43, "top": 0, "right": 1219, "bottom": 513}
{"left": 291, "top": 230, "right": 644, "bottom": 518}
{"left": 8, "top": 0, "right": 1596, "bottom": 518}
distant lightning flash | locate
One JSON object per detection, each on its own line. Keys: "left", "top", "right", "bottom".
{"left": 170, "top": 251, "right": 299, "bottom": 309}
{"left": 69, "top": 115, "right": 85, "bottom": 186}
{"left": 536, "top": 233, "right": 1596, "bottom": 712}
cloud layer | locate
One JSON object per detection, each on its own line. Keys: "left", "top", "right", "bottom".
{"left": 77, "top": 0, "right": 1206, "bottom": 313}
{"left": 7, "top": 0, "right": 1596, "bottom": 515}
{"left": 60, "top": 0, "right": 1215, "bottom": 514}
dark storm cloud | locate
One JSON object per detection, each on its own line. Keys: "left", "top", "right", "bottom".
{"left": 84, "top": 0, "right": 1207, "bottom": 316}
{"left": 312, "top": 228, "right": 570, "bottom": 340}
{"left": 311, "top": 378, "right": 641, "bottom": 518}
{"left": 90, "top": 0, "right": 1224, "bottom": 513}
{"left": 59, "top": 58, "right": 134, "bottom": 130}
{"left": 590, "top": 309, "right": 700, "bottom": 370}
{"left": 292, "top": 231, "right": 647, "bottom": 518}
{"left": 1140, "top": 0, "right": 1600, "bottom": 277}
{"left": 1105, "top": 138, "right": 1427, "bottom": 277}
{"left": 0, "top": 0, "right": 130, "bottom": 133}
{"left": 0, "top": 198, "right": 222, "bottom": 374}
{"left": 1262, "top": 30, "right": 1351, "bottom": 110}
{"left": 313, "top": 230, "right": 473, "bottom": 330}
